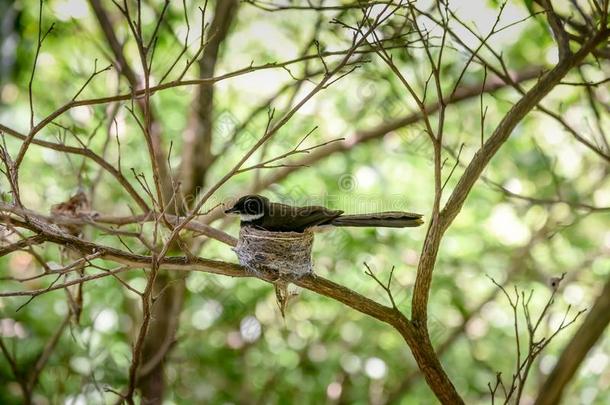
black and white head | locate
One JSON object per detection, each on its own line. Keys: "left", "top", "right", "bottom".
{"left": 224, "top": 194, "right": 270, "bottom": 222}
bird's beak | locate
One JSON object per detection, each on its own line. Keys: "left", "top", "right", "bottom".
{"left": 224, "top": 207, "right": 237, "bottom": 214}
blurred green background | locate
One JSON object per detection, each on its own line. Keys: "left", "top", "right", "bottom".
{"left": 0, "top": 0, "right": 609, "bottom": 404}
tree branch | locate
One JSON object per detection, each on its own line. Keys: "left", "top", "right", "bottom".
{"left": 534, "top": 277, "right": 610, "bottom": 405}
{"left": 412, "top": 27, "right": 609, "bottom": 324}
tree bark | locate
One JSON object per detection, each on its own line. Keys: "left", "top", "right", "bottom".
{"left": 182, "top": 0, "right": 239, "bottom": 198}
{"left": 137, "top": 276, "right": 185, "bottom": 405}
{"left": 398, "top": 320, "right": 464, "bottom": 404}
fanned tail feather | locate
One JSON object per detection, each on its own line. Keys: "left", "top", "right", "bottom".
{"left": 330, "top": 212, "right": 424, "bottom": 228}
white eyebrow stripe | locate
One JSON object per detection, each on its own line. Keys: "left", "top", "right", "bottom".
{"left": 240, "top": 213, "right": 264, "bottom": 222}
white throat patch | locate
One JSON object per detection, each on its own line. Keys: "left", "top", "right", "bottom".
{"left": 240, "top": 213, "right": 264, "bottom": 222}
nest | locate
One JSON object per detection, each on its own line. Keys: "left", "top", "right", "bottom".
{"left": 234, "top": 226, "right": 315, "bottom": 317}
{"left": 234, "top": 226, "right": 314, "bottom": 278}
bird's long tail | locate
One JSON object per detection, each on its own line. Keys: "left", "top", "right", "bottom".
{"left": 330, "top": 212, "right": 424, "bottom": 228}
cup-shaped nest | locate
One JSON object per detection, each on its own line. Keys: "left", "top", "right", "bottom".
{"left": 234, "top": 226, "right": 314, "bottom": 278}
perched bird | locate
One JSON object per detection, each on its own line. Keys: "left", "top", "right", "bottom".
{"left": 224, "top": 194, "right": 423, "bottom": 232}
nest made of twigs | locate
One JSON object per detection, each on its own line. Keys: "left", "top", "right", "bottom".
{"left": 234, "top": 226, "right": 314, "bottom": 278}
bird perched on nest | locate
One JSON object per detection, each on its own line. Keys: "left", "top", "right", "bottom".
{"left": 224, "top": 194, "right": 423, "bottom": 232}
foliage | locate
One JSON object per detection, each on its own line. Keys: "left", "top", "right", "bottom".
{"left": 0, "top": 0, "right": 609, "bottom": 404}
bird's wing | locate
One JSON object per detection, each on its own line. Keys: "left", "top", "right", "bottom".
{"left": 264, "top": 202, "right": 343, "bottom": 231}
{"left": 296, "top": 205, "right": 344, "bottom": 228}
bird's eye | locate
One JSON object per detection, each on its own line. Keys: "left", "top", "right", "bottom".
{"left": 245, "top": 198, "right": 262, "bottom": 213}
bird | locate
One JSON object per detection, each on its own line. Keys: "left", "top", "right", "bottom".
{"left": 224, "top": 194, "right": 423, "bottom": 232}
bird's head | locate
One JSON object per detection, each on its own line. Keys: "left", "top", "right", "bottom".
{"left": 224, "top": 194, "right": 270, "bottom": 222}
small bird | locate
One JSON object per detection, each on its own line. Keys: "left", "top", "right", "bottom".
{"left": 224, "top": 194, "right": 423, "bottom": 232}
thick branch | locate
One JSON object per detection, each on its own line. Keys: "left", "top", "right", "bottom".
{"left": 411, "top": 28, "right": 609, "bottom": 323}
{"left": 538, "top": 0, "right": 572, "bottom": 61}
{"left": 1, "top": 214, "right": 407, "bottom": 327}
{"left": 534, "top": 277, "right": 610, "bottom": 405}
{"left": 182, "top": 0, "right": 239, "bottom": 198}
{"left": 0, "top": 204, "right": 236, "bottom": 246}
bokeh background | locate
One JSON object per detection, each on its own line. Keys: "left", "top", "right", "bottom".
{"left": 0, "top": 0, "right": 609, "bottom": 404}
